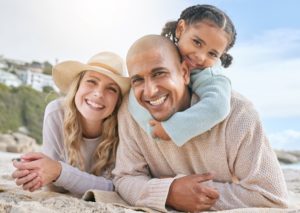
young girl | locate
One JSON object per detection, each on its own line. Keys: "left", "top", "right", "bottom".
{"left": 12, "top": 52, "right": 130, "bottom": 196}
{"left": 128, "top": 4, "right": 237, "bottom": 146}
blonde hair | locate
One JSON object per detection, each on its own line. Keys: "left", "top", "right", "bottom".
{"left": 63, "top": 71, "right": 122, "bottom": 176}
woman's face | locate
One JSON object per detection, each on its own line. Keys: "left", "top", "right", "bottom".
{"left": 75, "top": 71, "right": 120, "bottom": 124}
{"left": 176, "top": 20, "right": 229, "bottom": 70}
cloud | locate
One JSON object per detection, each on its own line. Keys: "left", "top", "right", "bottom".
{"left": 269, "top": 129, "right": 300, "bottom": 151}
{"left": 227, "top": 28, "right": 300, "bottom": 117}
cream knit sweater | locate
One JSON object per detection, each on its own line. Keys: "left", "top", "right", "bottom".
{"left": 113, "top": 92, "right": 288, "bottom": 212}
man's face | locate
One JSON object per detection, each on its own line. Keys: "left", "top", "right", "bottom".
{"left": 128, "top": 48, "right": 190, "bottom": 121}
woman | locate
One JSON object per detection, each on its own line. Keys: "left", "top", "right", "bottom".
{"left": 11, "top": 51, "right": 130, "bottom": 196}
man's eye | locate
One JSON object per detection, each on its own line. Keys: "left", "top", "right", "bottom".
{"left": 131, "top": 78, "right": 143, "bottom": 85}
{"left": 153, "top": 72, "right": 165, "bottom": 77}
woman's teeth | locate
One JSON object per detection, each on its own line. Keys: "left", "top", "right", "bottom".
{"left": 87, "top": 100, "right": 104, "bottom": 109}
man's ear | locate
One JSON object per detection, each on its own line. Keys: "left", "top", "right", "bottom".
{"left": 181, "top": 60, "right": 190, "bottom": 85}
{"left": 175, "top": 19, "right": 186, "bottom": 40}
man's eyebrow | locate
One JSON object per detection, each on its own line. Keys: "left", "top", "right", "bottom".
{"left": 151, "top": 67, "right": 166, "bottom": 73}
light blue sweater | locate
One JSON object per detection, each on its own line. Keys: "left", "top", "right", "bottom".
{"left": 128, "top": 61, "right": 231, "bottom": 146}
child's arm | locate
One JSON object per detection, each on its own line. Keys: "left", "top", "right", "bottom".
{"left": 149, "top": 119, "right": 171, "bottom": 140}
{"left": 161, "top": 62, "right": 231, "bottom": 146}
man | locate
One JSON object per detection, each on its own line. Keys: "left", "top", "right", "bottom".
{"left": 113, "top": 35, "right": 288, "bottom": 212}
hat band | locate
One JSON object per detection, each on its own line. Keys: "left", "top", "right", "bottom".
{"left": 88, "top": 62, "right": 119, "bottom": 74}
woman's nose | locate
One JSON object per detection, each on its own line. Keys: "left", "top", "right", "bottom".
{"left": 93, "top": 90, "right": 103, "bottom": 97}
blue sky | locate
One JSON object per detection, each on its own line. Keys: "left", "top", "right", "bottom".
{"left": 0, "top": 0, "right": 299, "bottom": 150}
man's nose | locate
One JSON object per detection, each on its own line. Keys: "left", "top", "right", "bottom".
{"left": 143, "top": 79, "right": 158, "bottom": 98}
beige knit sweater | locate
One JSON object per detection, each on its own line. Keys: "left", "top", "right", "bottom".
{"left": 113, "top": 92, "right": 288, "bottom": 212}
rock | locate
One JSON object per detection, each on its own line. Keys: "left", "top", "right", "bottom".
{"left": 0, "top": 134, "right": 16, "bottom": 146}
{"left": 0, "top": 143, "right": 7, "bottom": 152}
{"left": 6, "top": 144, "right": 22, "bottom": 153}
{"left": 1, "top": 132, "right": 39, "bottom": 153}
{"left": 287, "top": 151, "right": 300, "bottom": 160}
{"left": 12, "top": 132, "right": 36, "bottom": 146}
{"left": 275, "top": 150, "right": 299, "bottom": 164}
{"left": 17, "top": 126, "right": 29, "bottom": 135}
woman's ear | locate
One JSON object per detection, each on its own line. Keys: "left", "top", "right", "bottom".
{"left": 181, "top": 60, "right": 190, "bottom": 85}
{"left": 175, "top": 19, "right": 186, "bottom": 40}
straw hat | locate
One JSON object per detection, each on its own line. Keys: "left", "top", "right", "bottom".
{"left": 52, "top": 51, "right": 130, "bottom": 95}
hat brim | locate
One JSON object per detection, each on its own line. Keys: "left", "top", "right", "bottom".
{"left": 52, "top": 61, "right": 130, "bottom": 95}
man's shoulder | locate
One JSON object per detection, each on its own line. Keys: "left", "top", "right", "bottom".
{"left": 230, "top": 91, "right": 255, "bottom": 111}
{"left": 228, "top": 91, "right": 260, "bottom": 124}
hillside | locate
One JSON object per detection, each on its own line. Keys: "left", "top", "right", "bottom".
{"left": 0, "top": 83, "right": 58, "bottom": 144}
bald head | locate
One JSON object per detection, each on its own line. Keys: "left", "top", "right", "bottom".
{"left": 126, "top": 35, "right": 181, "bottom": 75}
{"left": 126, "top": 34, "right": 191, "bottom": 121}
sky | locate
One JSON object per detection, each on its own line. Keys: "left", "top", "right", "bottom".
{"left": 0, "top": 0, "right": 299, "bottom": 150}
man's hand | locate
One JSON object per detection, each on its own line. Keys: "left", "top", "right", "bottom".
{"left": 166, "top": 173, "right": 219, "bottom": 212}
{"left": 149, "top": 119, "right": 171, "bottom": 141}
{"left": 12, "top": 152, "right": 62, "bottom": 192}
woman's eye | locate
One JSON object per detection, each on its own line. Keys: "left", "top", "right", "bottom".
{"left": 86, "top": 79, "right": 96, "bottom": 84}
{"left": 108, "top": 87, "right": 118, "bottom": 93}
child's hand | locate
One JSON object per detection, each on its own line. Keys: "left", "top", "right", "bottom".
{"left": 149, "top": 119, "right": 171, "bottom": 141}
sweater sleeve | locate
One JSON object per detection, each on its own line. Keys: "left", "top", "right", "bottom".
{"left": 42, "top": 99, "right": 66, "bottom": 162}
{"left": 54, "top": 161, "right": 113, "bottom": 196}
{"left": 208, "top": 99, "right": 288, "bottom": 210}
{"left": 162, "top": 64, "right": 231, "bottom": 146}
{"left": 113, "top": 98, "right": 175, "bottom": 212}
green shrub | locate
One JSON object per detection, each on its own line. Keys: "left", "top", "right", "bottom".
{"left": 0, "top": 84, "right": 59, "bottom": 144}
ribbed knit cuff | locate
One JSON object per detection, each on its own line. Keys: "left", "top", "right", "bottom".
{"left": 53, "top": 161, "right": 72, "bottom": 188}
{"left": 136, "top": 178, "right": 175, "bottom": 212}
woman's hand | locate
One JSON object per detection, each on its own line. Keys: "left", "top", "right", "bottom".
{"left": 12, "top": 152, "right": 62, "bottom": 192}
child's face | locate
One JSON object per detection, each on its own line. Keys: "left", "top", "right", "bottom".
{"left": 75, "top": 71, "right": 120, "bottom": 125}
{"left": 176, "top": 20, "right": 229, "bottom": 70}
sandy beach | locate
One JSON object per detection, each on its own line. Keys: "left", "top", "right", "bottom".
{"left": 1, "top": 151, "right": 300, "bottom": 213}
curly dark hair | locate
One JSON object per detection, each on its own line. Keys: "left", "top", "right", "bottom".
{"left": 161, "top": 4, "right": 237, "bottom": 68}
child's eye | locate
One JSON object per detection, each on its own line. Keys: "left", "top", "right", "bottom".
{"left": 209, "top": 52, "right": 218, "bottom": 58}
{"left": 193, "top": 39, "right": 201, "bottom": 47}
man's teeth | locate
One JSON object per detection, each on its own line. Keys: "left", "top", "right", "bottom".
{"left": 87, "top": 100, "right": 104, "bottom": 109}
{"left": 149, "top": 96, "right": 166, "bottom": 106}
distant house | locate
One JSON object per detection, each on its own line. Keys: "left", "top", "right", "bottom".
{"left": 0, "top": 69, "right": 22, "bottom": 87}
{"left": 0, "top": 56, "right": 7, "bottom": 69}
{"left": 16, "top": 69, "right": 59, "bottom": 92}
{"left": 28, "top": 61, "right": 43, "bottom": 73}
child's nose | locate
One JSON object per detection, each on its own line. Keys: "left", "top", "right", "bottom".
{"left": 195, "top": 52, "right": 206, "bottom": 64}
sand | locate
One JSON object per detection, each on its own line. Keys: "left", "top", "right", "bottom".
{"left": 1, "top": 151, "right": 300, "bottom": 213}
